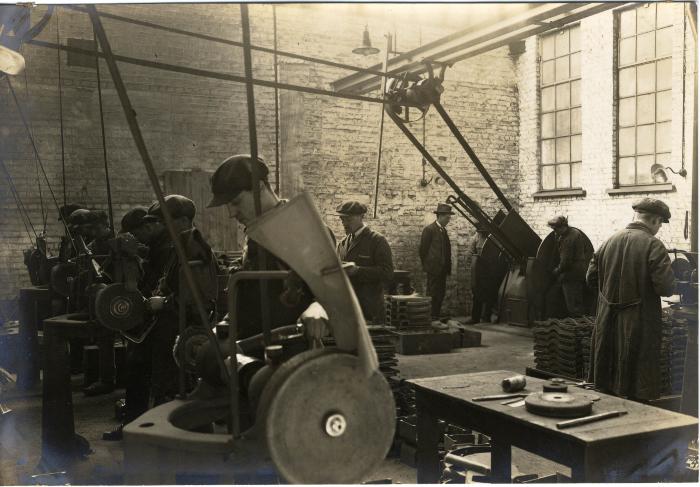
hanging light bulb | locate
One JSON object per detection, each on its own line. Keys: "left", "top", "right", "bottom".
{"left": 352, "top": 25, "right": 380, "bottom": 56}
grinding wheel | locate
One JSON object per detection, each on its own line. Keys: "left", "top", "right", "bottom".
{"left": 542, "top": 379, "right": 569, "bottom": 393}
{"left": 173, "top": 327, "right": 209, "bottom": 373}
{"left": 94, "top": 283, "right": 145, "bottom": 332}
{"left": 257, "top": 349, "right": 395, "bottom": 484}
{"left": 525, "top": 392, "right": 593, "bottom": 418}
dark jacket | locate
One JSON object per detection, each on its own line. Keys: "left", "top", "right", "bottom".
{"left": 554, "top": 227, "right": 588, "bottom": 282}
{"left": 337, "top": 227, "right": 394, "bottom": 324}
{"left": 419, "top": 222, "right": 452, "bottom": 275}
{"left": 586, "top": 222, "right": 675, "bottom": 400}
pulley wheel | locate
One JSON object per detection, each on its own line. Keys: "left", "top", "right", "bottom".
{"left": 525, "top": 392, "right": 593, "bottom": 418}
{"left": 173, "top": 327, "right": 210, "bottom": 373}
{"left": 259, "top": 349, "right": 395, "bottom": 484}
{"left": 94, "top": 283, "right": 145, "bottom": 332}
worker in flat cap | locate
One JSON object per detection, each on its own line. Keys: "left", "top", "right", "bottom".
{"left": 419, "top": 203, "right": 453, "bottom": 322}
{"left": 336, "top": 200, "right": 394, "bottom": 324}
{"left": 467, "top": 223, "right": 498, "bottom": 324}
{"left": 545, "top": 215, "right": 589, "bottom": 318}
{"left": 586, "top": 198, "right": 676, "bottom": 401}
{"left": 206, "top": 154, "right": 331, "bottom": 349}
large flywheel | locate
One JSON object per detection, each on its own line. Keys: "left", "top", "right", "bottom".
{"left": 256, "top": 349, "right": 395, "bottom": 484}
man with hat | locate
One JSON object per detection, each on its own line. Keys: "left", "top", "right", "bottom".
{"left": 336, "top": 200, "right": 394, "bottom": 324}
{"left": 586, "top": 198, "right": 676, "bottom": 401}
{"left": 419, "top": 203, "right": 453, "bottom": 321}
{"left": 546, "top": 215, "right": 588, "bottom": 317}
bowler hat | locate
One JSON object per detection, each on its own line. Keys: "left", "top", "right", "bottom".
{"left": 335, "top": 201, "right": 367, "bottom": 216}
{"left": 632, "top": 198, "right": 671, "bottom": 223}
{"left": 120, "top": 206, "right": 148, "bottom": 233}
{"left": 434, "top": 203, "right": 454, "bottom": 215}
{"left": 207, "top": 155, "right": 269, "bottom": 208}
{"left": 144, "top": 195, "right": 196, "bottom": 222}
{"left": 547, "top": 215, "right": 568, "bottom": 228}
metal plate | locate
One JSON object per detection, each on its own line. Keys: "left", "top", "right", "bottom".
{"left": 94, "top": 283, "right": 145, "bottom": 332}
{"left": 261, "top": 350, "right": 396, "bottom": 484}
{"left": 525, "top": 392, "right": 593, "bottom": 418}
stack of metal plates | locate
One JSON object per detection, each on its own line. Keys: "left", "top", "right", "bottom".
{"left": 368, "top": 325, "right": 400, "bottom": 384}
{"left": 532, "top": 316, "right": 595, "bottom": 380}
{"left": 385, "top": 295, "right": 432, "bottom": 329}
{"left": 660, "top": 310, "right": 688, "bottom": 395}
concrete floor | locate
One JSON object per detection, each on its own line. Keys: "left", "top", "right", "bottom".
{"left": 0, "top": 322, "right": 565, "bottom": 485}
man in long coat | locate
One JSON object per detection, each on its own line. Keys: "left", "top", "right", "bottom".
{"left": 419, "top": 203, "right": 453, "bottom": 320}
{"left": 586, "top": 198, "right": 676, "bottom": 401}
{"left": 547, "top": 215, "right": 589, "bottom": 317}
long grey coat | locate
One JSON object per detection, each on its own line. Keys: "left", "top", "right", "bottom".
{"left": 586, "top": 222, "right": 675, "bottom": 400}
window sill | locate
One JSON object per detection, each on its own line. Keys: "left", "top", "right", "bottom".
{"left": 533, "top": 188, "right": 587, "bottom": 199}
{"left": 606, "top": 183, "right": 676, "bottom": 195}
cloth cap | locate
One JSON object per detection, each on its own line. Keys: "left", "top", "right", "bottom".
{"left": 632, "top": 198, "right": 671, "bottom": 223}
{"left": 144, "top": 195, "right": 196, "bottom": 222}
{"left": 547, "top": 215, "right": 568, "bottom": 228}
{"left": 67, "top": 208, "right": 97, "bottom": 226}
{"left": 58, "top": 204, "right": 86, "bottom": 222}
{"left": 335, "top": 201, "right": 367, "bottom": 216}
{"left": 434, "top": 203, "right": 454, "bottom": 215}
{"left": 120, "top": 206, "right": 148, "bottom": 233}
{"left": 207, "top": 155, "right": 269, "bottom": 208}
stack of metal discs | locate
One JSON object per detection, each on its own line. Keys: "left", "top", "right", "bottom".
{"left": 385, "top": 295, "right": 432, "bottom": 330}
{"left": 660, "top": 310, "right": 688, "bottom": 395}
{"left": 532, "top": 316, "right": 595, "bottom": 379}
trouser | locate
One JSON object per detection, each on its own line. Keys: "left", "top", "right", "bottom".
{"left": 426, "top": 272, "right": 448, "bottom": 319}
{"left": 561, "top": 280, "right": 585, "bottom": 317}
{"left": 471, "top": 297, "right": 494, "bottom": 322}
{"left": 149, "top": 312, "right": 180, "bottom": 406}
{"left": 124, "top": 336, "right": 152, "bottom": 423}
{"left": 97, "top": 329, "right": 116, "bottom": 384}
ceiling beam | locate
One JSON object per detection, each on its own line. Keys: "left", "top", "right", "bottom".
{"left": 332, "top": 2, "right": 625, "bottom": 95}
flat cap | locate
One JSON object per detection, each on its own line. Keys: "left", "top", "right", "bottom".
{"left": 120, "top": 206, "right": 148, "bottom": 233}
{"left": 547, "top": 215, "right": 568, "bottom": 228}
{"left": 67, "top": 208, "right": 97, "bottom": 226}
{"left": 58, "top": 203, "right": 86, "bottom": 222}
{"left": 434, "top": 203, "right": 454, "bottom": 215}
{"left": 207, "top": 155, "right": 269, "bottom": 208}
{"left": 335, "top": 200, "right": 367, "bottom": 216}
{"left": 632, "top": 198, "right": 671, "bottom": 223}
{"left": 145, "top": 195, "right": 196, "bottom": 221}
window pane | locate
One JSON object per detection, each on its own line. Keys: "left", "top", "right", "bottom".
{"left": 570, "top": 26, "right": 580, "bottom": 52}
{"left": 556, "top": 110, "right": 570, "bottom": 136}
{"left": 656, "top": 2, "right": 674, "bottom": 28}
{"left": 656, "top": 152, "right": 671, "bottom": 166}
{"left": 542, "top": 35, "right": 555, "bottom": 60}
{"left": 619, "top": 37, "right": 636, "bottom": 66}
{"left": 542, "top": 112, "right": 555, "bottom": 138}
{"left": 571, "top": 79, "right": 581, "bottom": 106}
{"left": 619, "top": 97, "right": 636, "bottom": 127}
{"left": 619, "top": 67, "right": 636, "bottom": 97}
{"left": 637, "top": 124, "right": 655, "bottom": 154}
{"left": 542, "top": 86, "right": 555, "bottom": 112}
{"left": 657, "top": 58, "right": 672, "bottom": 90}
{"left": 571, "top": 107, "right": 582, "bottom": 134}
{"left": 542, "top": 165, "right": 555, "bottom": 189}
{"left": 570, "top": 53, "right": 580, "bottom": 78}
{"left": 637, "top": 93, "right": 655, "bottom": 124}
{"left": 637, "top": 4, "right": 656, "bottom": 34}
{"left": 620, "top": 8, "right": 636, "bottom": 38}
{"left": 542, "top": 139, "right": 555, "bottom": 164}
{"left": 619, "top": 157, "right": 636, "bottom": 184}
{"left": 571, "top": 134, "right": 582, "bottom": 161}
{"left": 556, "top": 163, "right": 571, "bottom": 188}
{"left": 542, "top": 60, "right": 555, "bottom": 85}
{"left": 555, "top": 56, "right": 570, "bottom": 81}
{"left": 656, "top": 90, "right": 672, "bottom": 121}
{"left": 637, "top": 154, "right": 655, "bottom": 183}
{"left": 555, "top": 30, "right": 570, "bottom": 57}
{"left": 656, "top": 121, "right": 671, "bottom": 153}
{"left": 656, "top": 27, "right": 673, "bottom": 58}
{"left": 556, "top": 83, "right": 570, "bottom": 109}
{"left": 556, "top": 137, "right": 571, "bottom": 162}
{"left": 571, "top": 162, "right": 582, "bottom": 187}
{"left": 637, "top": 62, "right": 656, "bottom": 94}
{"left": 619, "top": 126, "right": 636, "bottom": 156}
{"left": 636, "top": 32, "right": 655, "bottom": 62}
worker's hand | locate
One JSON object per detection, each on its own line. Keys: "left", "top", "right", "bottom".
{"left": 300, "top": 302, "right": 330, "bottom": 347}
{"left": 147, "top": 296, "right": 167, "bottom": 312}
{"left": 344, "top": 262, "right": 359, "bottom": 277}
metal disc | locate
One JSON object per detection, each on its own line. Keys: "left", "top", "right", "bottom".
{"left": 525, "top": 392, "right": 593, "bottom": 418}
{"left": 542, "top": 379, "right": 569, "bottom": 393}
{"left": 94, "top": 283, "right": 145, "bottom": 332}
{"left": 261, "top": 350, "right": 395, "bottom": 484}
{"left": 173, "top": 327, "right": 209, "bottom": 373}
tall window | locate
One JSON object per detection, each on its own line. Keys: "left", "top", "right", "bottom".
{"left": 617, "top": 3, "right": 674, "bottom": 186}
{"left": 540, "top": 25, "right": 581, "bottom": 190}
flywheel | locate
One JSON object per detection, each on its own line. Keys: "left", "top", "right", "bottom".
{"left": 257, "top": 349, "right": 395, "bottom": 484}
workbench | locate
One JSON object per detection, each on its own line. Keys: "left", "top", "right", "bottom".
{"left": 410, "top": 370, "right": 698, "bottom": 483}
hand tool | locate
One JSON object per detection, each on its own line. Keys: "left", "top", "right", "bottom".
{"left": 472, "top": 393, "right": 528, "bottom": 401}
{"left": 556, "top": 410, "right": 628, "bottom": 429}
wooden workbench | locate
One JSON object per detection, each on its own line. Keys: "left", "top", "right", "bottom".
{"left": 410, "top": 370, "right": 698, "bottom": 483}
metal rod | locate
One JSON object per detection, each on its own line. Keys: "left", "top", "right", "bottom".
{"left": 55, "top": 8, "right": 66, "bottom": 207}
{"left": 689, "top": 3, "right": 698, "bottom": 253}
{"left": 272, "top": 4, "right": 280, "bottom": 194}
{"left": 93, "top": 30, "right": 115, "bottom": 235}
{"left": 372, "top": 34, "right": 391, "bottom": 219}
{"left": 0, "top": 158, "right": 38, "bottom": 241}
{"left": 433, "top": 101, "right": 513, "bottom": 211}
{"left": 85, "top": 5, "right": 229, "bottom": 381}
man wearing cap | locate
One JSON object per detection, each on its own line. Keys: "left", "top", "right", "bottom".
{"left": 419, "top": 203, "right": 453, "bottom": 321}
{"left": 546, "top": 215, "right": 588, "bottom": 317}
{"left": 336, "top": 201, "right": 394, "bottom": 324}
{"left": 586, "top": 198, "right": 676, "bottom": 401}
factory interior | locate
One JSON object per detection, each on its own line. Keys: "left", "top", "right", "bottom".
{"left": 0, "top": 1, "right": 698, "bottom": 484}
